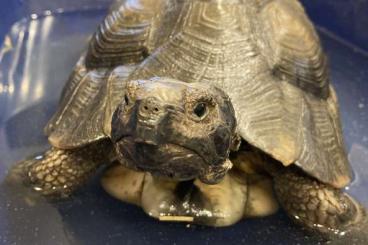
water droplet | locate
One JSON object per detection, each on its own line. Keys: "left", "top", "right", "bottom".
{"left": 35, "top": 155, "right": 43, "bottom": 160}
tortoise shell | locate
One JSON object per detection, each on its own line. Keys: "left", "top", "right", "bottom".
{"left": 45, "top": 0, "right": 351, "bottom": 188}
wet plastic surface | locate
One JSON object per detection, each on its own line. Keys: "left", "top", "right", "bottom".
{"left": 301, "top": 0, "right": 368, "bottom": 51}
{"left": 0, "top": 5, "right": 367, "bottom": 245}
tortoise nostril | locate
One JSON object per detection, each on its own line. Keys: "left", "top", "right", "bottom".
{"left": 139, "top": 98, "right": 165, "bottom": 117}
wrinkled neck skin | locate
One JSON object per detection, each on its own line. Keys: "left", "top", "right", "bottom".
{"left": 111, "top": 78, "right": 237, "bottom": 184}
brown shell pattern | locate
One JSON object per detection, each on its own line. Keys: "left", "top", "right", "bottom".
{"left": 46, "top": 0, "right": 351, "bottom": 188}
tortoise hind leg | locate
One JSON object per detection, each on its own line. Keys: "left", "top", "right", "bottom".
{"left": 8, "top": 142, "right": 110, "bottom": 198}
{"left": 273, "top": 168, "right": 368, "bottom": 241}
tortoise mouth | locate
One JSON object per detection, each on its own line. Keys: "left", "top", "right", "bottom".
{"left": 114, "top": 136, "right": 226, "bottom": 183}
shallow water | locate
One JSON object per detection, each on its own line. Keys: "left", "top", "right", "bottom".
{"left": 0, "top": 9, "right": 367, "bottom": 245}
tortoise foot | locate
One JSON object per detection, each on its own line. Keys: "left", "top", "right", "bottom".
{"left": 274, "top": 168, "right": 368, "bottom": 242}
{"left": 7, "top": 146, "right": 106, "bottom": 199}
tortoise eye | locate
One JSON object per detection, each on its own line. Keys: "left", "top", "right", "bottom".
{"left": 124, "top": 94, "right": 129, "bottom": 105}
{"left": 193, "top": 102, "right": 207, "bottom": 119}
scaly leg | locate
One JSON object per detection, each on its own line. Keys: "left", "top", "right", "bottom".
{"left": 8, "top": 142, "right": 110, "bottom": 198}
{"left": 274, "top": 168, "right": 368, "bottom": 241}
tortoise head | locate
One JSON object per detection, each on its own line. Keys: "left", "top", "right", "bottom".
{"left": 111, "top": 77, "right": 238, "bottom": 184}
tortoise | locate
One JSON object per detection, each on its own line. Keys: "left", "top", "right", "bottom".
{"left": 9, "top": 0, "right": 368, "bottom": 239}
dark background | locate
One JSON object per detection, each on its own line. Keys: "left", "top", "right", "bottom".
{"left": 1, "top": 0, "right": 368, "bottom": 52}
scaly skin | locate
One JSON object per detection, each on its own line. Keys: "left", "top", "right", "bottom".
{"left": 274, "top": 168, "right": 368, "bottom": 239}
{"left": 8, "top": 141, "right": 111, "bottom": 198}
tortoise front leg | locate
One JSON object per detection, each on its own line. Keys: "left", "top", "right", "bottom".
{"left": 274, "top": 168, "right": 368, "bottom": 241}
{"left": 8, "top": 142, "right": 110, "bottom": 198}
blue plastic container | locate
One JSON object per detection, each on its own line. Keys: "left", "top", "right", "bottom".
{"left": 0, "top": 1, "right": 367, "bottom": 244}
